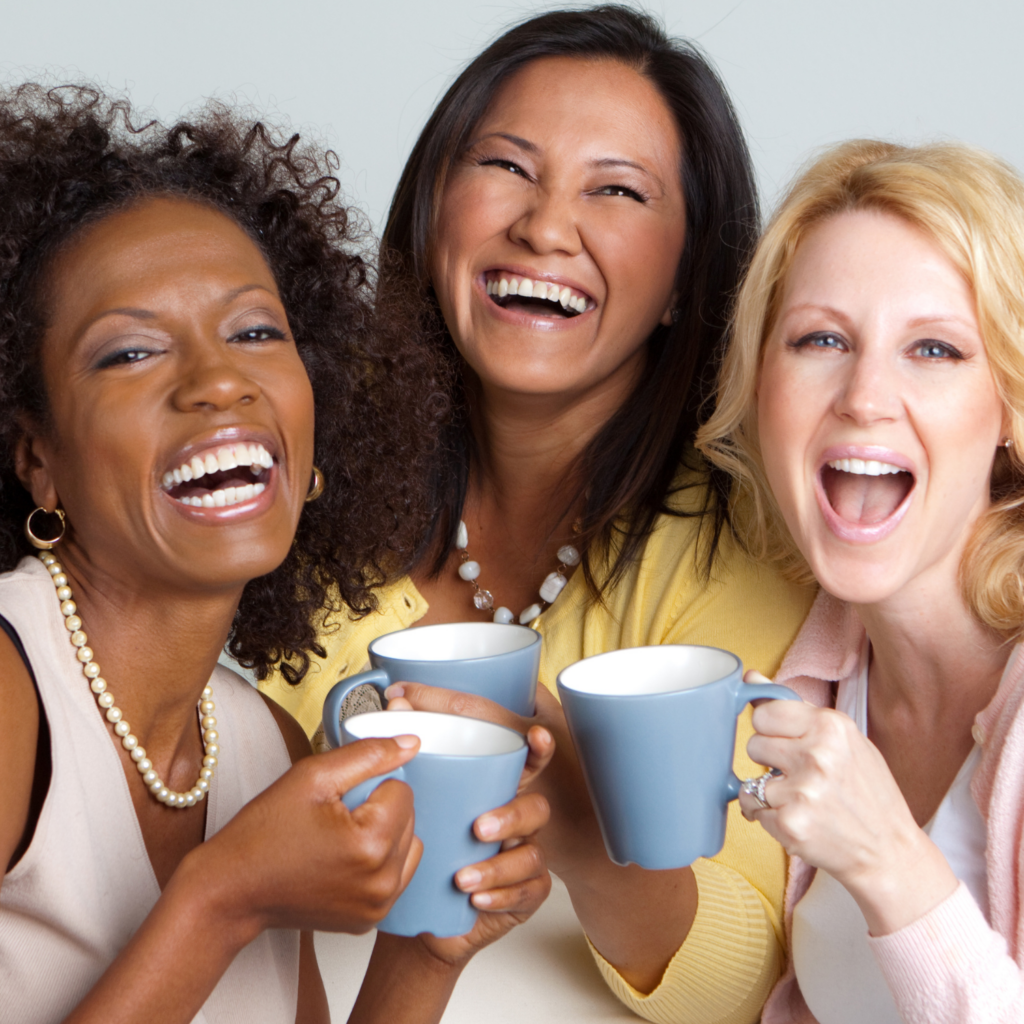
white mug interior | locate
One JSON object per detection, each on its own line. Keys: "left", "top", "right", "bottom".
{"left": 558, "top": 645, "right": 739, "bottom": 697}
{"left": 371, "top": 621, "right": 537, "bottom": 662}
{"left": 343, "top": 710, "right": 525, "bottom": 756}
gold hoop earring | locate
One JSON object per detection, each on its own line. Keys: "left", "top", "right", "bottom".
{"left": 305, "top": 466, "right": 325, "bottom": 503}
{"left": 25, "top": 507, "right": 66, "bottom": 550}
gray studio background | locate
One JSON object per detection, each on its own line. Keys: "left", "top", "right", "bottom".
{"left": 2, "top": 0, "right": 1019, "bottom": 232}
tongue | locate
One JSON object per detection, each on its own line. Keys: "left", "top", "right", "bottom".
{"left": 501, "top": 296, "right": 569, "bottom": 318}
{"left": 822, "top": 467, "right": 912, "bottom": 525}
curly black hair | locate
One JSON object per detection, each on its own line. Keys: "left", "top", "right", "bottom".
{"left": 0, "top": 83, "right": 446, "bottom": 682}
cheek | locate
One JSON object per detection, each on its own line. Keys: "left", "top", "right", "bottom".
{"left": 757, "top": 361, "right": 801, "bottom": 478}
{"left": 922, "top": 380, "right": 1003, "bottom": 507}
{"left": 274, "top": 356, "right": 316, "bottom": 453}
{"left": 601, "top": 218, "right": 683, "bottom": 312}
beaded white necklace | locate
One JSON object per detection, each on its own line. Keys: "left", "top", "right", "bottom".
{"left": 455, "top": 519, "right": 581, "bottom": 625}
{"left": 39, "top": 551, "right": 218, "bottom": 809}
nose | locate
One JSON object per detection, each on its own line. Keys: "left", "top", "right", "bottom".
{"left": 508, "top": 189, "right": 582, "bottom": 257}
{"left": 832, "top": 346, "right": 901, "bottom": 427}
{"left": 171, "top": 335, "right": 261, "bottom": 413}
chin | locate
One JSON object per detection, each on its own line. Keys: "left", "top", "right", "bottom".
{"left": 807, "top": 551, "right": 911, "bottom": 607}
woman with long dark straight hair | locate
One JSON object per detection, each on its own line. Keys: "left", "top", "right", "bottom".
{"left": 263, "top": 7, "right": 814, "bottom": 1020}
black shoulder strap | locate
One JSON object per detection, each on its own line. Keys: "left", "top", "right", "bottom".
{"left": 0, "top": 612, "right": 36, "bottom": 684}
{"left": 2, "top": 612, "right": 50, "bottom": 873}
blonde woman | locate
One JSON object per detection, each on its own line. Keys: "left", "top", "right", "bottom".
{"left": 696, "top": 140, "right": 1024, "bottom": 1022}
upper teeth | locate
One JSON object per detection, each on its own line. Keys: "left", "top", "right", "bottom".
{"left": 161, "top": 442, "right": 274, "bottom": 491}
{"left": 486, "top": 275, "right": 589, "bottom": 313}
{"left": 827, "top": 458, "right": 905, "bottom": 476}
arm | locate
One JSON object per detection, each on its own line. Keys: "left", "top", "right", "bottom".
{"left": 742, "top": 696, "right": 1024, "bottom": 1024}
{"left": 347, "top": 727, "right": 554, "bottom": 1024}
{"left": 45, "top": 734, "right": 421, "bottom": 1024}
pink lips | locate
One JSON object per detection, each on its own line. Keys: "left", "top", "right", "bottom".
{"left": 814, "top": 445, "right": 916, "bottom": 544}
{"left": 160, "top": 426, "right": 281, "bottom": 526}
{"left": 166, "top": 466, "right": 277, "bottom": 525}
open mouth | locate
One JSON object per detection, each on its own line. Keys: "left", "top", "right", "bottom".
{"left": 820, "top": 457, "right": 914, "bottom": 527}
{"left": 161, "top": 442, "right": 273, "bottom": 508}
{"left": 484, "top": 271, "right": 592, "bottom": 319}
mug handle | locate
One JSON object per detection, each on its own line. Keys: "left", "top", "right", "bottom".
{"left": 342, "top": 763, "right": 407, "bottom": 812}
{"left": 322, "top": 668, "right": 391, "bottom": 749}
{"left": 723, "top": 681, "right": 801, "bottom": 800}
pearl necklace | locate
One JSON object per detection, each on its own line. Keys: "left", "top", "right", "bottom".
{"left": 455, "top": 519, "right": 581, "bottom": 625}
{"left": 38, "top": 551, "right": 218, "bottom": 809}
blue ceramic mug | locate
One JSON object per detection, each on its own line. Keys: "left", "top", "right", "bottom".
{"left": 336, "top": 709, "right": 528, "bottom": 938}
{"left": 556, "top": 644, "right": 800, "bottom": 870}
{"left": 322, "top": 622, "right": 541, "bottom": 749}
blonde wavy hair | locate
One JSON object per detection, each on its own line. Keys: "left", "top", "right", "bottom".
{"left": 695, "top": 139, "right": 1024, "bottom": 638}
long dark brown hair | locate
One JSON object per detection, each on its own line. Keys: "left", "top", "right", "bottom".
{"left": 383, "top": 5, "right": 759, "bottom": 590}
{"left": 0, "top": 84, "right": 445, "bottom": 682}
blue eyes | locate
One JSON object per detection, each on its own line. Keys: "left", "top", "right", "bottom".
{"left": 913, "top": 340, "right": 961, "bottom": 359}
{"left": 789, "top": 332, "right": 965, "bottom": 361}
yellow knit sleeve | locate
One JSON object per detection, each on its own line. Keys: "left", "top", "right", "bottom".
{"left": 580, "top": 697, "right": 789, "bottom": 1024}
{"left": 587, "top": 857, "right": 782, "bottom": 1024}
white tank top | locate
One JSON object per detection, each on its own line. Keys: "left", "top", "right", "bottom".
{"left": 791, "top": 641, "right": 988, "bottom": 1024}
{"left": 0, "top": 557, "right": 300, "bottom": 1023}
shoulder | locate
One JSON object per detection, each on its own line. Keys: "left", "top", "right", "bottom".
{"left": 257, "top": 691, "right": 312, "bottom": 765}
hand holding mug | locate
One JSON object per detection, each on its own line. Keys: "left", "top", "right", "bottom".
{"left": 739, "top": 670, "right": 958, "bottom": 935}
{"left": 197, "top": 736, "right": 422, "bottom": 939}
{"left": 385, "top": 680, "right": 602, "bottom": 877}
{"left": 418, "top": 780, "right": 552, "bottom": 966}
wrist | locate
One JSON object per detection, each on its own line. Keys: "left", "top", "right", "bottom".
{"left": 171, "top": 843, "right": 264, "bottom": 956}
{"left": 393, "top": 932, "right": 470, "bottom": 977}
{"left": 844, "top": 828, "right": 958, "bottom": 936}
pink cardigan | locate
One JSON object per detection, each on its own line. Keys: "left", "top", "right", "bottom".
{"left": 762, "top": 591, "right": 1024, "bottom": 1024}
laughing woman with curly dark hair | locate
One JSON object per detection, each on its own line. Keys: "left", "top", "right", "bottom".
{"left": 0, "top": 84, "right": 552, "bottom": 1024}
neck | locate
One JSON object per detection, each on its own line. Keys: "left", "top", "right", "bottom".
{"left": 854, "top": 558, "right": 1008, "bottom": 725}
{"left": 51, "top": 542, "right": 242, "bottom": 753}
{"left": 466, "top": 353, "right": 643, "bottom": 528}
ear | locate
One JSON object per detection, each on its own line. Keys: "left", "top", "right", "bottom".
{"left": 14, "top": 422, "right": 59, "bottom": 512}
{"left": 659, "top": 290, "right": 679, "bottom": 328}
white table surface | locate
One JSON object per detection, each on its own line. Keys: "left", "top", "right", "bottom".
{"left": 316, "top": 876, "right": 642, "bottom": 1022}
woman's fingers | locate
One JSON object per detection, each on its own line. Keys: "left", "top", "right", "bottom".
{"left": 520, "top": 725, "right": 555, "bottom": 789}
{"left": 455, "top": 840, "right": 547, "bottom": 899}
{"left": 750, "top": 696, "right": 815, "bottom": 737}
{"left": 472, "top": 791, "right": 549, "bottom": 844}
{"left": 384, "top": 681, "right": 526, "bottom": 731}
{"left": 315, "top": 736, "right": 419, "bottom": 801}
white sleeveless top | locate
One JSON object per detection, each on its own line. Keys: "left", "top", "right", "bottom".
{"left": 0, "top": 557, "right": 299, "bottom": 1023}
{"left": 791, "top": 640, "right": 989, "bottom": 1024}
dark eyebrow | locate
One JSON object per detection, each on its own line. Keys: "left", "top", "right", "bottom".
{"left": 466, "top": 131, "right": 539, "bottom": 154}
{"left": 589, "top": 157, "right": 652, "bottom": 175}
{"left": 466, "top": 134, "right": 666, "bottom": 194}
{"left": 78, "top": 285, "right": 278, "bottom": 335}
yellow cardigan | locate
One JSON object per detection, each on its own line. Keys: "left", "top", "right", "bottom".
{"left": 259, "top": 483, "right": 815, "bottom": 1024}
